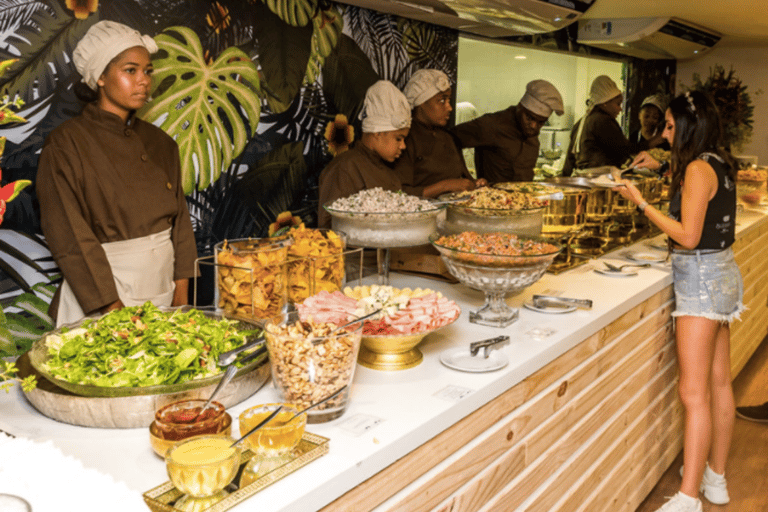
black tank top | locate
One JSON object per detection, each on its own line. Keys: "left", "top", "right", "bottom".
{"left": 668, "top": 153, "right": 736, "bottom": 250}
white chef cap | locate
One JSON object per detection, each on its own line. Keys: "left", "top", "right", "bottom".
{"left": 404, "top": 69, "right": 451, "bottom": 108}
{"left": 519, "top": 79, "right": 564, "bottom": 117}
{"left": 73, "top": 20, "right": 159, "bottom": 90}
{"left": 359, "top": 80, "right": 411, "bottom": 133}
{"left": 640, "top": 94, "right": 667, "bottom": 115}
{"left": 588, "top": 75, "right": 622, "bottom": 107}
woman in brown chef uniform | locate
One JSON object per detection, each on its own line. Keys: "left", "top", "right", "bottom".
{"left": 37, "top": 21, "right": 197, "bottom": 327}
{"left": 394, "top": 69, "right": 486, "bottom": 197}
{"left": 565, "top": 75, "right": 632, "bottom": 175}
{"left": 451, "top": 79, "right": 564, "bottom": 183}
{"left": 318, "top": 80, "right": 411, "bottom": 228}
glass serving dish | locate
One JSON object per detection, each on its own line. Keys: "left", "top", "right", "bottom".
{"left": 285, "top": 228, "right": 347, "bottom": 304}
{"left": 238, "top": 403, "right": 307, "bottom": 456}
{"left": 430, "top": 233, "right": 561, "bottom": 327}
{"left": 149, "top": 399, "right": 233, "bottom": 458}
{"left": 264, "top": 311, "right": 363, "bottom": 423}
{"left": 165, "top": 435, "right": 242, "bottom": 510}
{"left": 28, "top": 308, "right": 265, "bottom": 398}
{"left": 214, "top": 237, "right": 291, "bottom": 320}
{"left": 323, "top": 203, "right": 445, "bottom": 248}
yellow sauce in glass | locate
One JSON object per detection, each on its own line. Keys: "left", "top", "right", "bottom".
{"left": 239, "top": 409, "right": 305, "bottom": 455}
{"left": 171, "top": 437, "right": 235, "bottom": 465}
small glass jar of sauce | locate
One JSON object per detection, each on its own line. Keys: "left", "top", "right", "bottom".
{"left": 150, "top": 399, "right": 232, "bottom": 457}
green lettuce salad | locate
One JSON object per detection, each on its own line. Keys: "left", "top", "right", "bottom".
{"left": 42, "top": 303, "right": 260, "bottom": 388}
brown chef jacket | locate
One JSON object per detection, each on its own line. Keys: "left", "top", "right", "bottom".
{"left": 317, "top": 142, "right": 402, "bottom": 228}
{"left": 393, "top": 119, "right": 472, "bottom": 196}
{"left": 572, "top": 109, "right": 632, "bottom": 169}
{"left": 451, "top": 104, "right": 539, "bottom": 183}
{"left": 37, "top": 102, "right": 197, "bottom": 316}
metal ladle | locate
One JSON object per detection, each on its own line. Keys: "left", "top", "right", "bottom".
{"left": 191, "top": 363, "right": 239, "bottom": 422}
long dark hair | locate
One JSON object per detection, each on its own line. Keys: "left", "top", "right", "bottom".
{"left": 668, "top": 90, "right": 736, "bottom": 199}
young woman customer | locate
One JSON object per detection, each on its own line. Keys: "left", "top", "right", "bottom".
{"left": 38, "top": 21, "right": 197, "bottom": 327}
{"left": 619, "top": 90, "right": 744, "bottom": 512}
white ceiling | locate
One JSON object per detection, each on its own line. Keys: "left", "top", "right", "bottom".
{"left": 581, "top": 0, "right": 768, "bottom": 48}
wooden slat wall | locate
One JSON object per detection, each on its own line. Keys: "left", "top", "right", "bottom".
{"left": 731, "top": 221, "right": 768, "bottom": 375}
{"left": 321, "top": 218, "right": 768, "bottom": 512}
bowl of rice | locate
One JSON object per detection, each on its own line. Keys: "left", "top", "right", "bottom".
{"left": 438, "top": 187, "right": 546, "bottom": 237}
{"left": 324, "top": 188, "right": 445, "bottom": 247}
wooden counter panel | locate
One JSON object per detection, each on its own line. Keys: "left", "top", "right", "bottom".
{"left": 731, "top": 221, "right": 768, "bottom": 375}
{"left": 321, "top": 213, "right": 767, "bottom": 512}
{"left": 322, "top": 289, "right": 675, "bottom": 512}
{"left": 438, "top": 320, "right": 675, "bottom": 512}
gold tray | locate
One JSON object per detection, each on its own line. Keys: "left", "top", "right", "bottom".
{"left": 143, "top": 432, "right": 329, "bottom": 512}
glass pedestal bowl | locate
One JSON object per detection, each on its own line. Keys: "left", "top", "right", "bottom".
{"left": 431, "top": 233, "right": 561, "bottom": 327}
{"left": 165, "top": 435, "right": 242, "bottom": 511}
{"left": 325, "top": 202, "right": 445, "bottom": 284}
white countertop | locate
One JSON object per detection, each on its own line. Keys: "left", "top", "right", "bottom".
{"left": 2, "top": 206, "right": 765, "bottom": 512}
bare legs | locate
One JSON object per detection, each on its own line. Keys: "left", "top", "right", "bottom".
{"left": 675, "top": 316, "right": 735, "bottom": 498}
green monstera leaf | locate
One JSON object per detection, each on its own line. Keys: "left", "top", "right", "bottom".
{"left": 262, "top": 0, "right": 314, "bottom": 27}
{"left": 304, "top": 6, "right": 344, "bottom": 85}
{"left": 138, "top": 27, "right": 261, "bottom": 193}
{"left": 253, "top": 1, "right": 312, "bottom": 114}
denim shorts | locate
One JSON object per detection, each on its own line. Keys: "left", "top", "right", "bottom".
{"left": 670, "top": 247, "right": 745, "bottom": 322}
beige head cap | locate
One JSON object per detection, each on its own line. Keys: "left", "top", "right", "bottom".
{"left": 404, "top": 69, "right": 451, "bottom": 109}
{"left": 588, "top": 75, "right": 622, "bottom": 107}
{"left": 359, "top": 80, "right": 411, "bottom": 133}
{"left": 519, "top": 79, "right": 564, "bottom": 117}
{"left": 640, "top": 94, "right": 667, "bottom": 115}
{"left": 73, "top": 20, "right": 159, "bottom": 90}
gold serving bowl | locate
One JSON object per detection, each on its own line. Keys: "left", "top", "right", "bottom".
{"left": 359, "top": 331, "right": 432, "bottom": 371}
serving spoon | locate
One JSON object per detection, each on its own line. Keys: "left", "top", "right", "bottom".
{"left": 230, "top": 405, "right": 284, "bottom": 448}
{"left": 286, "top": 386, "right": 348, "bottom": 423}
{"left": 311, "top": 309, "right": 383, "bottom": 344}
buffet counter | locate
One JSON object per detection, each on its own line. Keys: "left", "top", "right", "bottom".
{"left": 1, "top": 206, "right": 767, "bottom": 512}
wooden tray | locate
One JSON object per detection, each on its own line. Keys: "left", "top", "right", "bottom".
{"left": 143, "top": 432, "right": 329, "bottom": 512}
{"left": 16, "top": 352, "right": 270, "bottom": 428}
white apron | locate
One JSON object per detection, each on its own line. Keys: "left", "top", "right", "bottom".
{"left": 56, "top": 228, "right": 176, "bottom": 327}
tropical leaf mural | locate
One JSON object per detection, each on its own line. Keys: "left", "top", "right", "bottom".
{"left": 252, "top": 0, "right": 312, "bottom": 114}
{"left": 0, "top": 1, "right": 93, "bottom": 101}
{"left": 262, "top": 0, "right": 314, "bottom": 27}
{"left": 304, "top": 5, "right": 344, "bottom": 85}
{"left": 138, "top": 26, "right": 262, "bottom": 193}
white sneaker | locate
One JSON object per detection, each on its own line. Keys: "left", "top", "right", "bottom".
{"left": 679, "top": 463, "right": 730, "bottom": 504}
{"left": 655, "top": 492, "right": 703, "bottom": 512}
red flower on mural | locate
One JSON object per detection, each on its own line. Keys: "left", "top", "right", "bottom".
{"left": 0, "top": 166, "right": 31, "bottom": 227}
{"left": 65, "top": 0, "right": 98, "bottom": 20}
{"left": 324, "top": 114, "right": 354, "bottom": 157}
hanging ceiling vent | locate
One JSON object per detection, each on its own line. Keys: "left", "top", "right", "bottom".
{"left": 577, "top": 17, "right": 721, "bottom": 60}
{"left": 336, "top": 0, "right": 594, "bottom": 38}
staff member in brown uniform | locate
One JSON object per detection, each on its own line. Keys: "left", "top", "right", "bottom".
{"left": 394, "top": 69, "right": 485, "bottom": 197}
{"left": 37, "top": 21, "right": 197, "bottom": 327}
{"left": 451, "top": 79, "right": 564, "bottom": 183}
{"left": 566, "top": 75, "right": 632, "bottom": 173}
{"left": 318, "top": 80, "right": 411, "bottom": 228}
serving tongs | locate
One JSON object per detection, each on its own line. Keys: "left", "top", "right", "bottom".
{"left": 470, "top": 335, "right": 509, "bottom": 359}
{"left": 532, "top": 295, "right": 593, "bottom": 310}
{"left": 218, "top": 336, "right": 265, "bottom": 366}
